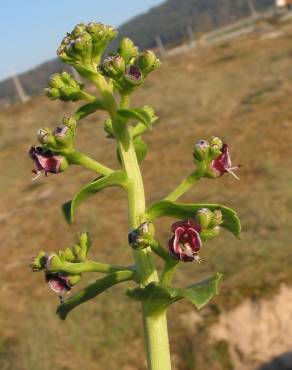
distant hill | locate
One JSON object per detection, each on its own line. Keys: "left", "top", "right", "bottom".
{"left": 0, "top": 0, "right": 275, "bottom": 103}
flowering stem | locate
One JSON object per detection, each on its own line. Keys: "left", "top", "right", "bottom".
{"left": 115, "top": 100, "right": 172, "bottom": 370}
{"left": 66, "top": 150, "right": 114, "bottom": 176}
{"left": 164, "top": 171, "right": 203, "bottom": 202}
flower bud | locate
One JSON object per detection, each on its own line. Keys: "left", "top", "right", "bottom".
{"left": 63, "top": 247, "right": 76, "bottom": 262}
{"left": 200, "top": 226, "right": 221, "bottom": 241}
{"left": 72, "top": 23, "right": 86, "bottom": 38}
{"left": 100, "top": 55, "right": 125, "bottom": 78}
{"left": 67, "top": 274, "right": 81, "bottom": 287}
{"left": 45, "top": 87, "right": 61, "bottom": 100}
{"left": 72, "top": 232, "right": 91, "bottom": 261}
{"left": 136, "top": 50, "right": 161, "bottom": 76}
{"left": 118, "top": 38, "right": 139, "bottom": 64}
{"left": 45, "top": 253, "right": 64, "bottom": 272}
{"left": 210, "top": 136, "right": 223, "bottom": 151}
{"left": 73, "top": 32, "right": 93, "bottom": 63}
{"left": 30, "top": 251, "right": 47, "bottom": 271}
{"left": 46, "top": 72, "right": 83, "bottom": 102}
{"left": 48, "top": 73, "right": 64, "bottom": 89}
{"left": 37, "top": 128, "right": 56, "bottom": 147}
{"left": 209, "top": 210, "right": 223, "bottom": 228}
{"left": 196, "top": 208, "right": 213, "bottom": 229}
{"left": 53, "top": 124, "right": 74, "bottom": 147}
{"left": 193, "top": 140, "right": 210, "bottom": 162}
{"left": 86, "top": 22, "right": 117, "bottom": 63}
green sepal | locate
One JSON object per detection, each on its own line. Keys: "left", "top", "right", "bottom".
{"left": 117, "top": 105, "right": 157, "bottom": 129}
{"left": 73, "top": 100, "right": 106, "bottom": 121}
{"left": 127, "top": 273, "right": 222, "bottom": 315}
{"left": 145, "top": 200, "right": 241, "bottom": 238}
{"left": 62, "top": 171, "right": 131, "bottom": 224}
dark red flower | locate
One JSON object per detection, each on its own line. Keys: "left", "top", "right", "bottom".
{"left": 45, "top": 272, "right": 71, "bottom": 293}
{"left": 29, "top": 146, "right": 63, "bottom": 179}
{"left": 125, "top": 65, "right": 142, "bottom": 82}
{"left": 168, "top": 220, "right": 202, "bottom": 262}
{"left": 211, "top": 144, "right": 240, "bottom": 180}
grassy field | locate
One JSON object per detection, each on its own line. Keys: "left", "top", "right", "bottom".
{"left": 1, "top": 19, "right": 292, "bottom": 370}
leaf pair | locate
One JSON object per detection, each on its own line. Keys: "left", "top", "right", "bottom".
{"left": 127, "top": 273, "right": 222, "bottom": 315}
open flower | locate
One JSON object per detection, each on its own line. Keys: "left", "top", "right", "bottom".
{"left": 29, "top": 146, "right": 68, "bottom": 180}
{"left": 168, "top": 220, "right": 202, "bottom": 262}
{"left": 45, "top": 272, "right": 71, "bottom": 293}
{"left": 210, "top": 143, "right": 240, "bottom": 180}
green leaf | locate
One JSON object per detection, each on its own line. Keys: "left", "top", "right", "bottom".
{"left": 73, "top": 100, "right": 106, "bottom": 121}
{"left": 62, "top": 171, "right": 130, "bottom": 224}
{"left": 127, "top": 273, "right": 222, "bottom": 314}
{"left": 179, "top": 273, "right": 222, "bottom": 309}
{"left": 117, "top": 105, "right": 157, "bottom": 128}
{"left": 145, "top": 200, "right": 241, "bottom": 238}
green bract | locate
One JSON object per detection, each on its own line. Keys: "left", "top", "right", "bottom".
{"left": 29, "top": 21, "right": 242, "bottom": 370}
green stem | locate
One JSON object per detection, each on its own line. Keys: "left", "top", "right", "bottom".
{"left": 55, "top": 260, "right": 134, "bottom": 275}
{"left": 67, "top": 150, "right": 114, "bottom": 176}
{"left": 115, "top": 100, "right": 172, "bottom": 370}
{"left": 161, "top": 261, "right": 179, "bottom": 285}
{"left": 164, "top": 171, "right": 202, "bottom": 202}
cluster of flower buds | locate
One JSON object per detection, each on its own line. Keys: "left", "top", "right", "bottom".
{"left": 57, "top": 23, "right": 117, "bottom": 77}
{"left": 193, "top": 137, "right": 240, "bottom": 180}
{"left": 30, "top": 232, "right": 91, "bottom": 294}
{"left": 128, "top": 222, "right": 155, "bottom": 250}
{"left": 29, "top": 117, "right": 76, "bottom": 179}
{"left": 99, "top": 38, "right": 161, "bottom": 94}
{"left": 45, "top": 71, "right": 84, "bottom": 102}
{"left": 168, "top": 208, "right": 223, "bottom": 262}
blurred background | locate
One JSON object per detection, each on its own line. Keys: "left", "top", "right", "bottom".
{"left": 1, "top": 0, "right": 292, "bottom": 369}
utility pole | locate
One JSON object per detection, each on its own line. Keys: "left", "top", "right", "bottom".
{"left": 247, "top": 0, "right": 258, "bottom": 18}
{"left": 10, "top": 69, "right": 29, "bottom": 103}
{"left": 155, "top": 35, "right": 166, "bottom": 57}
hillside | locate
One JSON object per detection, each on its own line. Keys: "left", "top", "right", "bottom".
{"left": 1, "top": 16, "right": 292, "bottom": 370}
{"left": 0, "top": 0, "right": 276, "bottom": 104}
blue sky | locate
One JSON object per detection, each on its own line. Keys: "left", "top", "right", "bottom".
{"left": 0, "top": 0, "right": 164, "bottom": 82}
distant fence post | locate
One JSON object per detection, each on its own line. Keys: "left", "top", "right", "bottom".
{"left": 155, "top": 35, "right": 166, "bottom": 57}
{"left": 247, "top": 0, "right": 258, "bottom": 18}
{"left": 10, "top": 69, "right": 29, "bottom": 103}
{"left": 70, "top": 66, "right": 82, "bottom": 83}
{"left": 187, "top": 25, "right": 196, "bottom": 47}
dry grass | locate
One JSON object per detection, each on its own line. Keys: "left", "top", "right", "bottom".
{"left": 1, "top": 20, "right": 292, "bottom": 370}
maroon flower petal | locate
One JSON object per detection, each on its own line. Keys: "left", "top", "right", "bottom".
{"left": 45, "top": 273, "right": 71, "bottom": 293}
